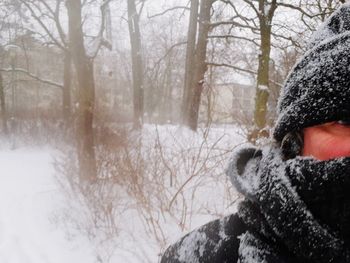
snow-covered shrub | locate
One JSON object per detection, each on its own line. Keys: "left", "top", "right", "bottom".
{"left": 54, "top": 124, "right": 243, "bottom": 262}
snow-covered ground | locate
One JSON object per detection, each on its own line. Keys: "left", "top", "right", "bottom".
{"left": 0, "top": 125, "right": 246, "bottom": 262}
{"left": 0, "top": 147, "right": 95, "bottom": 263}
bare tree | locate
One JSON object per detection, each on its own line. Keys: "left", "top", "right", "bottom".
{"left": 127, "top": 0, "right": 144, "bottom": 129}
{"left": 16, "top": 0, "right": 72, "bottom": 124}
{"left": 182, "top": 0, "right": 215, "bottom": 131}
{"left": 278, "top": 0, "right": 344, "bottom": 36}
{"left": 66, "top": 0, "right": 112, "bottom": 182}
{"left": 250, "top": 0, "right": 343, "bottom": 138}
{"left": 205, "top": 0, "right": 342, "bottom": 139}
{"left": 250, "top": 0, "right": 278, "bottom": 138}
{"left": 63, "top": 50, "right": 72, "bottom": 122}
{"left": 0, "top": 72, "right": 7, "bottom": 134}
{"left": 182, "top": 0, "right": 199, "bottom": 126}
{"left": 187, "top": 0, "right": 214, "bottom": 131}
{"left": 66, "top": 0, "right": 97, "bottom": 182}
{"left": 0, "top": 11, "right": 8, "bottom": 134}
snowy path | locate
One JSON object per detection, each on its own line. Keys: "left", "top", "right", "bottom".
{"left": 0, "top": 148, "right": 93, "bottom": 263}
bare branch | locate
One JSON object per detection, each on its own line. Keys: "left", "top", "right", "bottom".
{"left": 207, "top": 62, "right": 283, "bottom": 87}
{"left": 89, "top": 0, "right": 113, "bottom": 58}
{"left": 146, "top": 41, "right": 187, "bottom": 75}
{"left": 279, "top": 3, "right": 312, "bottom": 17}
{"left": 271, "top": 32, "right": 302, "bottom": 49}
{"left": 147, "top": 6, "right": 190, "bottom": 19}
{"left": 35, "top": 0, "right": 67, "bottom": 46}
{"left": 210, "top": 20, "right": 258, "bottom": 32}
{"left": 220, "top": 0, "right": 258, "bottom": 28}
{"left": 267, "top": 0, "right": 278, "bottom": 21}
{"left": 0, "top": 68, "right": 63, "bottom": 88}
{"left": 19, "top": 0, "right": 66, "bottom": 51}
{"left": 137, "top": 0, "right": 146, "bottom": 16}
{"left": 208, "top": 34, "right": 259, "bottom": 46}
{"left": 277, "top": 2, "right": 318, "bottom": 18}
{"left": 207, "top": 62, "right": 256, "bottom": 75}
{"left": 36, "top": 0, "right": 68, "bottom": 46}
{"left": 241, "top": 0, "right": 259, "bottom": 16}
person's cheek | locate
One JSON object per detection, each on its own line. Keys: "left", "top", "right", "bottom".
{"left": 303, "top": 126, "right": 350, "bottom": 160}
{"left": 316, "top": 136, "right": 350, "bottom": 160}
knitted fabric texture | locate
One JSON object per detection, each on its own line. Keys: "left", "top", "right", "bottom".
{"left": 273, "top": 3, "right": 350, "bottom": 142}
{"left": 227, "top": 146, "right": 350, "bottom": 262}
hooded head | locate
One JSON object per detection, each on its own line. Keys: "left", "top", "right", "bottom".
{"left": 273, "top": 3, "right": 350, "bottom": 144}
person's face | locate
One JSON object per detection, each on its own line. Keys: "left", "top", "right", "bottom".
{"left": 303, "top": 120, "right": 350, "bottom": 160}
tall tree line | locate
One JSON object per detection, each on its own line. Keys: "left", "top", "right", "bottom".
{"left": 0, "top": 0, "right": 346, "bottom": 181}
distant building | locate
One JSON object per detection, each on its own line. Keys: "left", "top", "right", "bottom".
{"left": 205, "top": 82, "right": 278, "bottom": 125}
{"left": 203, "top": 82, "right": 254, "bottom": 124}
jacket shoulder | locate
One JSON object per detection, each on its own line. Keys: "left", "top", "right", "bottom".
{"left": 161, "top": 213, "right": 246, "bottom": 263}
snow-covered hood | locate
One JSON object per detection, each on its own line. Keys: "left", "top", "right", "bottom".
{"left": 274, "top": 3, "right": 350, "bottom": 142}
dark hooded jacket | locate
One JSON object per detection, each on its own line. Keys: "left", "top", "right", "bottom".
{"left": 161, "top": 3, "right": 350, "bottom": 263}
{"left": 161, "top": 146, "right": 350, "bottom": 262}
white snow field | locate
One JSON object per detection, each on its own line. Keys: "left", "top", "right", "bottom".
{"left": 0, "top": 125, "right": 245, "bottom": 262}
{"left": 0, "top": 147, "right": 94, "bottom": 263}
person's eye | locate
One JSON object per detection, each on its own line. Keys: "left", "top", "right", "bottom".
{"left": 337, "top": 119, "right": 350, "bottom": 126}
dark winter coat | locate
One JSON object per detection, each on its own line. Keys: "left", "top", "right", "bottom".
{"left": 161, "top": 146, "right": 350, "bottom": 262}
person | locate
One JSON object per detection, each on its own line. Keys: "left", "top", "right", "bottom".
{"left": 161, "top": 3, "right": 350, "bottom": 263}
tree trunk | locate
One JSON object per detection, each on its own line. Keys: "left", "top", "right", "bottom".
{"left": 63, "top": 50, "right": 72, "bottom": 124}
{"left": 254, "top": 24, "right": 271, "bottom": 130}
{"left": 160, "top": 54, "right": 173, "bottom": 124}
{"left": 127, "top": 0, "right": 144, "bottom": 129}
{"left": 66, "top": 0, "right": 97, "bottom": 182}
{"left": 181, "top": 0, "right": 199, "bottom": 123}
{"left": 187, "top": 0, "right": 213, "bottom": 131}
{"left": 206, "top": 54, "right": 214, "bottom": 127}
{"left": 0, "top": 72, "right": 8, "bottom": 134}
{"left": 252, "top": 0, "right": 277, "bottom": 139}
